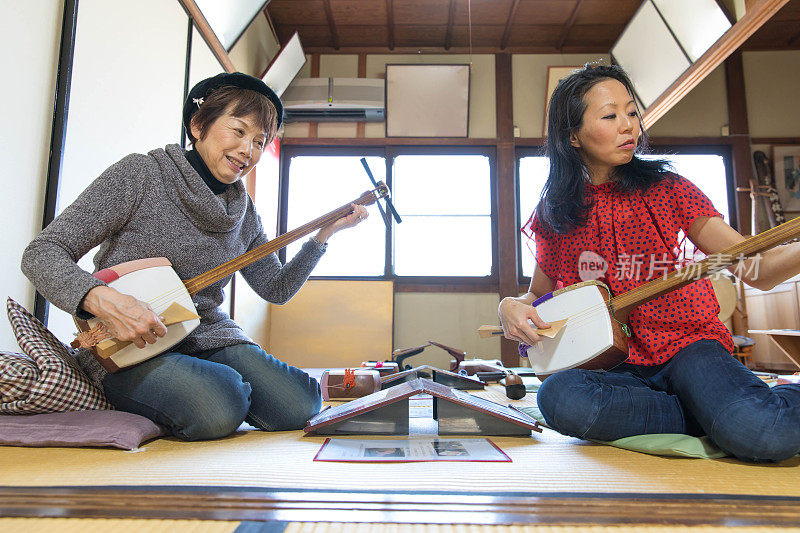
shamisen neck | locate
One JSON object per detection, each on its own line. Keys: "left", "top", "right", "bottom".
{"left": 181, "top": 184, "right": 387, "bottom": 295}
{"left": 610, "top": 215, "right": 800, "bottom": 322}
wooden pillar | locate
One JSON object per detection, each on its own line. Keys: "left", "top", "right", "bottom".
{"left": 357, "top": 53, "right": 367, "bottom": 138}
{"left": 495, "top": 53, "right": 519, "bottom": 366}
{"left": 724, "top": 50, "right": 753, "bottom": 235}
{"left": 309, "top": 54, "right": 320, "bottom": 138}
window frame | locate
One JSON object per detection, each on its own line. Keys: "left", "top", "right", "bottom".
{"left": 278, "top": 145, "right": 389, "bottom": 280}
{"left": 645, "top": 144, "right": 737, "bottom": 230}
{"left": 279, "top": 144, "right": 499, "bottom": 290}
{"left": 515, "top": 145, "right": 545, "bottom": 287}
{"left": 514, "top": 143, "right": 736, "bottom": 287}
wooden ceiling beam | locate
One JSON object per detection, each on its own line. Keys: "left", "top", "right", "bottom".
{"left": 556, "top": 0, "right": 584, "bottom": 51}
{"left": 322, "top": 0, "right": 340, "bottom": 50}
{"left": 386, "top": 0, "right": 395, "bottom": 50}
{"left": 178, "top": 0, "right": 236, "bottom": 72}
{"left": 444, "top": 0, "right": 457, "bottom": 50}
{"left": 499, "top": 0, "right": 521, "bottom": 50}
{"left": 302, "top": 45, "right": 610, "bottom": 55}
{"left": 642, "top": 0, "right": 789, "bottom": 128}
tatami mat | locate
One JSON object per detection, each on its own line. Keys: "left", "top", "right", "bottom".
{"left": 0, "top": 385, "right": 798, "bottom": 496}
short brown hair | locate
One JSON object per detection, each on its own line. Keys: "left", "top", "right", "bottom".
{"left": 188, "top": 85, "right": 278, "bottom": 144}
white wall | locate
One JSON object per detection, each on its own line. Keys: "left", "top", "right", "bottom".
{"left": 743, "top": 50, "right": 800, "bottom": 139}
{"left": 46, "top": 0, "right": 190, "bottom": 341}
{"left": 513, "top": 53, "right": 610, "bottom": 138}
{"left": 646, "top": 64, "right": 729, "bottom": 137}
{"left": 229, "top": 14, "right": 281, "bottom": 78}
{"left": 394, "top": 293, "right": 502, "bottom": 363}
{"left": 0, "top": 0, "right": 64, "bottom": 350}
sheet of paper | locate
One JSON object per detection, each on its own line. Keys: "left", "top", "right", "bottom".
{"left": 314, "top": 437, "right": 511, "bottom": 462}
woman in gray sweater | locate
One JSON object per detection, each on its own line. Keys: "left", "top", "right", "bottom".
{"left": 22, "top": 72, "right": 368, "bottom": 440}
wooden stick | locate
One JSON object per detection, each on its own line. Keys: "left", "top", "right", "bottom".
{"left": 478, "top": 319, "right": 568, "bottom": 339}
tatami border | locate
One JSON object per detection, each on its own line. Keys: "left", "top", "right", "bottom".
{"left": 1, "top": 486, "right": 799, "bottom": 526}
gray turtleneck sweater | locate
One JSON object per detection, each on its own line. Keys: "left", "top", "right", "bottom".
{"left": 22, "top": 144, "right": 325, "bottom": 381}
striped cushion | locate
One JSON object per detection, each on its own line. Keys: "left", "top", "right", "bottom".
{"left": 3, "top": 298, "right": 110, "bottom": 414}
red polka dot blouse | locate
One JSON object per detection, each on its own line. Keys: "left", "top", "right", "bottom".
{"left": 523, "top": 174, "right": 734, "bottom": 366}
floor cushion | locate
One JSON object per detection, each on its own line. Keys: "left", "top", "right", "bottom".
{"left": 3, "top": 297, "right": 110, "bottom": 413}
{"left": 0, "top": 410, "right": 163, "bottom": 450}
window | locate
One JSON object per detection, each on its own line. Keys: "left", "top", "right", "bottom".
{"left": 517, "top": 148, "right": 732, "bottom": 279}
{"left": 640, "top": 153, "right": 730, "bottom": 222}
{"left": 393, "top": 154, "right": 493, "bottom": 277}
{"left": 281, "top": 148, "right": 495, "bottom": 280}
{"left": 284, "top": 155, "right": 386, "bottom": 277}
{"left": 517, "top": 155, "right": 549, "bottom": 279}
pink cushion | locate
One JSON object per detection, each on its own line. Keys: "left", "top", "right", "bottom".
{"left": 4, "top": 298, "right": 110, "bottom": 414}
{"left": 0, "top": 410, "right": 163, "bottom": 450}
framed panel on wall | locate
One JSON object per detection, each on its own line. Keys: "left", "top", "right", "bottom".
{"left": 542, "top": 66, "right": 581, "bottom": 136}
{"left": 385, "top": 64, "right": 470, "bottom": 138}
{"left": 772, "top": 145, "right": 800, "bottom": 213}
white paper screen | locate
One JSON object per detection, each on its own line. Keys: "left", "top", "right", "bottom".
{"left": 262, "top": 32, "right": 306, "bottom": 97}
{"left": 652, "top": 0, "right": 731, "bottom": 62}
{"left": 611, "top": 0, "right": 691, "bottom": 107}
{"left": 194, "top": 0, "right": 266, "bottom": 51}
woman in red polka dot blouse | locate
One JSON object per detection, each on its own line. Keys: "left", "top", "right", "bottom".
{"left": 499, "top": 64, "right": 800, "bottom": 462}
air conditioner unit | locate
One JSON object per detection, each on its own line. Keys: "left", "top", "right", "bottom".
{"left": 282, "top": 78, "right": 385, "bottom": 123}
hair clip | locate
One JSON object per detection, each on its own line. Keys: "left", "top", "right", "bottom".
{"left": 192, "top": 97, "right": 204, "bottom": 108}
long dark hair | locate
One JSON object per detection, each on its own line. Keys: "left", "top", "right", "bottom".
{"left": 536, "top": 64, "right": 672, "bottom": 234}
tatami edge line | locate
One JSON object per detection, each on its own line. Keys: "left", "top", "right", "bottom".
{"left": 2, "top": 485, "right": 799, "bottom": 501}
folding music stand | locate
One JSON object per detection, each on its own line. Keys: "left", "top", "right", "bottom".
{"left": 304, "top": 378, "right": 540, "bottom": 436}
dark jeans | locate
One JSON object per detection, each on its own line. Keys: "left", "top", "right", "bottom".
{"left": 537, "top": 339, "right": 800, "bottom": 462}
{"left": 102, "top": 343, "right": 321, "bottom": 441}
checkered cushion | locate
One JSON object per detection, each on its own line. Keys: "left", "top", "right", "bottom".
{"left": 0, "top": 351, "right": 38, "bottom": 404}
{"left": 3, "top": 298, "right": 110, "bottom": 414}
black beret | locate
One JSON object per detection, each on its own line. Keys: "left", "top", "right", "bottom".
{"left": 182, "top": 72, "right": 283, "bottom": 135}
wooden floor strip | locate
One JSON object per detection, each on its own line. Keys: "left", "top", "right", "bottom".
{"left": 2, "top": 519, "right": 796, "bottom": 533}
{"left": 0, "top": 517, "right": 239, "bottom": 532}
{"left": 2, "top": 486, "right": 800, "bottom": 526}
{"left": 284, "top": 525, "right": 800, "bottom": 533}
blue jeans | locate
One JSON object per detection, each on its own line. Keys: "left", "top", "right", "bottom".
{"left": 537, "top": 339, "right": 800, "bottom": 462}
{"left": 102, "top": 343, "right": 321, "bottom": 441}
